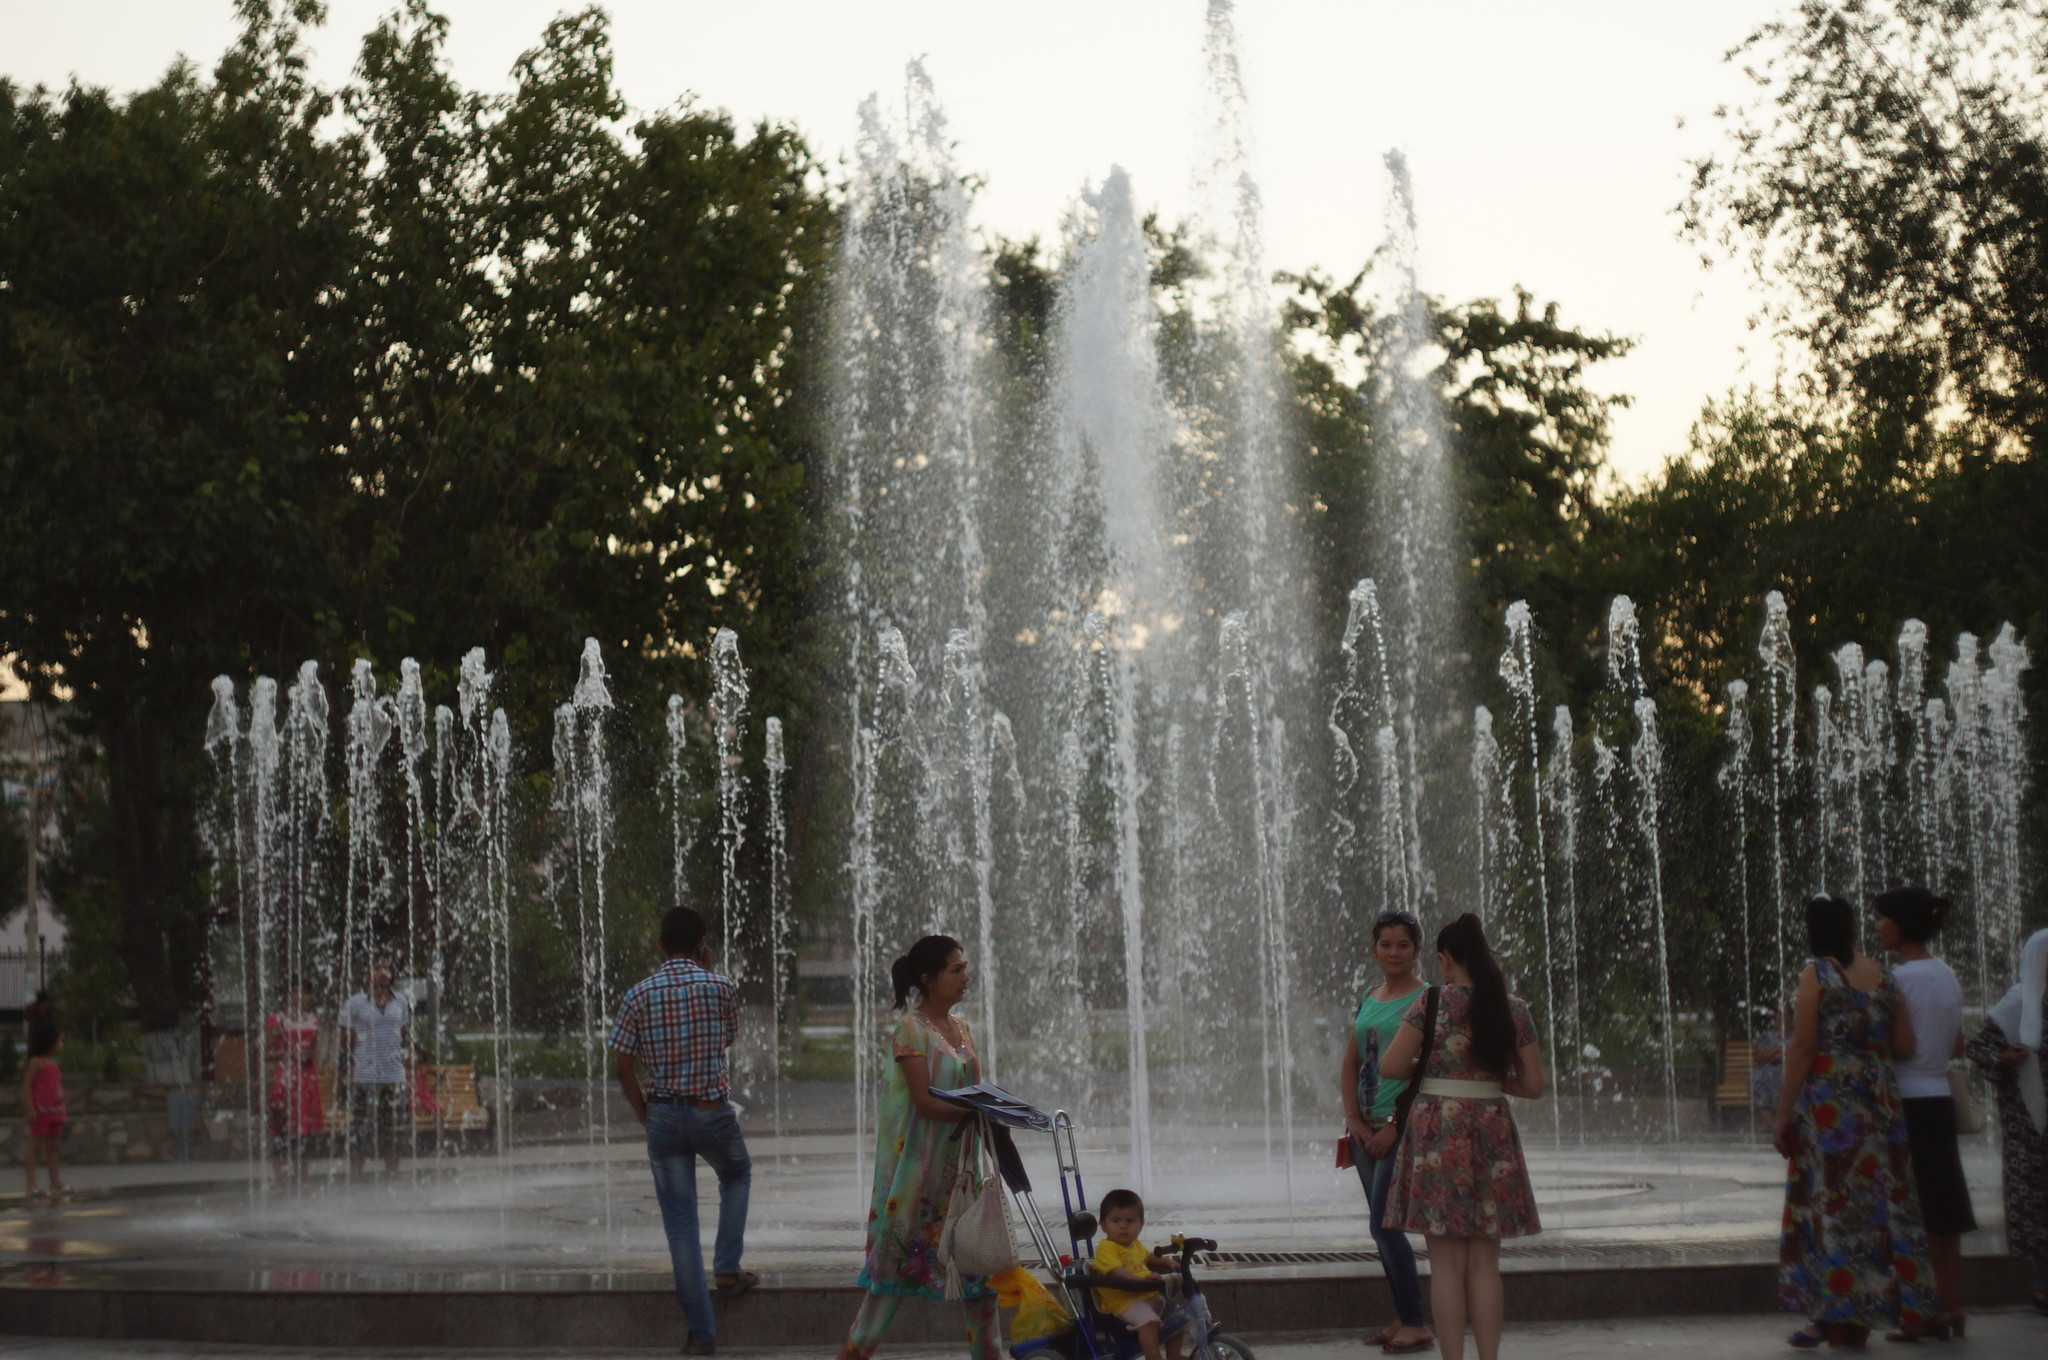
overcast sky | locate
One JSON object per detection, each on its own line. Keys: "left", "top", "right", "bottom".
{"left": 10, "top": 1, "right": 1796, "bottom": 481}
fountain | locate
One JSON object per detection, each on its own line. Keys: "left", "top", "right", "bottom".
{"left": 38, "top": 3, "right": 2042, "bottom": 1347}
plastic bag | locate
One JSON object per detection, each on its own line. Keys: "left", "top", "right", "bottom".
{"left": 990, "top": 1266, "right": 1071, "bottom": 1344}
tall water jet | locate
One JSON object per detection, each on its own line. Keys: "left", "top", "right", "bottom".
{"left": 1372, "top": 152, "right": 1455, "bottom": 927}
{"left": 1545, "top": 704, "right": 1585, "bottom": 1143}
{"left": 711, "top": 629, "right": 751, "bottom": 987}
{"left": 1497, "top": 602, "right": 1558, "bottom": 1144}
{"left": 764, "top": 715, "right": 790, "bottom": 1140}
{"left": 1757, "top": 592, "right": 1799, "bottom": 1017}
{"left": 1606, "top": 597, "right": 1679, "bottom": 1140}
{"left": 554, "top": 638, "right": 615, "bottom": 1215}
{"left": 1719, "top": 680, "right": 1757, "bottom": 1049}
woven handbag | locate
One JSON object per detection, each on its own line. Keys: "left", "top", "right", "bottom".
{"left": 1949, "top": 1065, "right": 1988, "bottom": 1136}
{"left": 939, "top": 1118, "right": 1018, "bottom": 1298}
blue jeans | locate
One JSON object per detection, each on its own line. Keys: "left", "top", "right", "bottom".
{"left": 646, "top": 1101, "right": 751, "bottom": 1341}
{"left": 1354, "top": 1135, "right": 1426, "bottom": 1327}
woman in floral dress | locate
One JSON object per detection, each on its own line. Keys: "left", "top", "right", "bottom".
{"left": 1380, "top": 913, "right": 1545, "bottom": 1360}
{"left": 839, "top": 935, "right": 997, "bottom": 1360}
{"left": 1968, "top": 926, "right": 2048, "bottom": 1315}
{"left": 1774, "top": 894, "right": 1935, "bottom": 1347}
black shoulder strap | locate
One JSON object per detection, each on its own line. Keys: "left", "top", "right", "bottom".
{"left": 1390, "top": 985, "right": 1440, "bottom": 1134}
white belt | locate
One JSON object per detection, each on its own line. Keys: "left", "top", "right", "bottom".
{"left": 1419, "top": 1077, "right": 1506, "bottom": 1100}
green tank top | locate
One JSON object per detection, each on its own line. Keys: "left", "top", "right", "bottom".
{"left": 1354, "top": 985, "right": 1422, "bottom": 1122}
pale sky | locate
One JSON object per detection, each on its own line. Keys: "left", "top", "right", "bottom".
{"left": 8, "top": 0, "right": 1795, "bottom": 481}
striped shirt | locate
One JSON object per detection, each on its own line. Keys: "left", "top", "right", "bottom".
{"left": 609, "top": 958, "right": 738, "bottom": 1101}
{"left": 342, "top": 990, "right": 412, "bottom": 1085}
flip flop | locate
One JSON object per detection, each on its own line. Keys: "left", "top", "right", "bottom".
{"left": 1362, "top": 1330, "right": 1393, "bottom": 1347}
{"left": 714, "top": 1269, "right": 759, "bottom": 1298}
{"left": 1382, "top": 1339, "right": 1434, "bottom": 1356}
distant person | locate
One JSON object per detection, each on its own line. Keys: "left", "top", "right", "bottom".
{"left": 1379, "top": 913, "right": 1545, "bottom": 1360}
{"left": 1774, "top": 894, "right": 1934, "bottom": 1348}
{"left": 837, "top": 935, "right": 996, "bottom": 1360}
{"left": 21, "top": 1023, "right": 66, "bottom": 1205}
{"left": 612, "top": 907, "right": 754, "bottom": 1357}
{"left": 1875, "top": 887, "right": 1974, "bottom": 1339}
{"left": 1339, "top": 909, "right": 1433, "bottom": 1354}
{"left": 265, "top": 977, "right": 326, "bottom": 1185}
{"left": 339, "top": 957, "right": 412, "bottom": 1177}
{"left": 1968, "top": 926, "right": 2048, "bottom": 1317}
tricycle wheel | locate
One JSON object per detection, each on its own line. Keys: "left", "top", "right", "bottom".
{"left": 1203, "top": 1335, "right": 1254, "bottom": 1360}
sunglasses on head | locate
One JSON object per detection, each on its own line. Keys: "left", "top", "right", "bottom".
{"left": 1376, "top": 910, "right": 1420, "bottom": 927}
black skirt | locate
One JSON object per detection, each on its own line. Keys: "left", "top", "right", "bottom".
{"left": 1901, "top": 1095, "right": 1978, "bottom": 1235}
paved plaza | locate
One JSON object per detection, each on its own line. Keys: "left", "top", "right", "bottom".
{"left": 0, "top": 1311, "right": 2045, "bottom": 1359}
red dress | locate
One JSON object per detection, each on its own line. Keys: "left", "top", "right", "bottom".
{"left": 265, "top": 1013, "right": 325, "bottom": 1136}
{"left": 28, "top": 1059, "right": 66, "bottom": 1138}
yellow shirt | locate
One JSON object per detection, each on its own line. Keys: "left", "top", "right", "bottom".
{"left": 1091, "top": 1237, "right": 1155, "bottom": 1315}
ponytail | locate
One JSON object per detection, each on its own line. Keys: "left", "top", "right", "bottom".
{"left": 891, "top": 935, "right": 962, "bottom": 1010}
{"left": 1438, "top": 913, "right": 1515, "bottom": 1075}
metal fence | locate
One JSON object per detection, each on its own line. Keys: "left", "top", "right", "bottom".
{"left": 0, "top": 948, "right": 58, "bottom": 1012}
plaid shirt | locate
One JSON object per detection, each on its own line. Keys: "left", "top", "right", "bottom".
{"left": 609, "top": 957, "right": 739, "bottom": 1100}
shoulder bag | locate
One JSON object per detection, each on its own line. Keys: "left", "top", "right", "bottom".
{"left": 1388, "top": 985, "right": 1441, "bottom": 1145}
{"left": 939, "top": 1115, "right": 1018, "bottom": 1298}
{"left": 1948, "top": 1065, "right": 1988, "bottom": 1136}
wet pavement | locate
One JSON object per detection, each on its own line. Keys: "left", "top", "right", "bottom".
{"left": 0, "top": 1309, "right": 2045, "bottom": 1359}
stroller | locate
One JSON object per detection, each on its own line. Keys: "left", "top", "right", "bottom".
{"left": 934, "top": 1083, "right": 1255, "bottom": 1360}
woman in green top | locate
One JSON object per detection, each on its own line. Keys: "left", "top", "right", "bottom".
{"left": 1340, "top": 909, "right": 1434, "bottom": 1354}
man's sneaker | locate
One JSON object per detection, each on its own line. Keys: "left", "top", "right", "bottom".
{"left": 682, "top": 1335, "right": 716, "bottom": 1356}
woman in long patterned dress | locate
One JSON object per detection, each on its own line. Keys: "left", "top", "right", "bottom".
{"left": 1968, "top": 926, "right": 2048, "bottom": 1316}
{"left": 1774, "top": 894, "right": 1935, "bottom": 1348}
{"left": 838, "top": 935, "right": 997, "bottom": 1360}
{"left": 1380, "top": 913, "right": 1544, "bottom": 1360}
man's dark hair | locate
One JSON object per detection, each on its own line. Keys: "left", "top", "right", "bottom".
{"left": 660, "top": 906, "right": 709, "bottom": 956}
{"left": 1099, "top": 1188, "right": 1144, "bottom": 1221}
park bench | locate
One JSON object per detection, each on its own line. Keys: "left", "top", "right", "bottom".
{"left": 1711, "top": 1039, "right": 1756, "bottom": 1113}
{"left": 312, "top": 1064, "right": 494, "bottom": 1152}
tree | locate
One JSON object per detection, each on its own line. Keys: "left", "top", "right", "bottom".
{"left": 1684, "top": 0, "right": 2048, "bottom": 444}
{"left": 0, "top": 1, "right": 833, "bottom": 1066}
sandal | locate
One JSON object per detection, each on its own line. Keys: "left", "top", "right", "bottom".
{"left": 1362, "top": 1330, "right": 1393, "bottom": 1347}
{"left": 1382, "top": 1339, "right": 1434, "bottom": 1356}
{"left": 714, "top": 1269, "right": 759, "bottom": 1298}
{"left": 1789, "top": 1325, "right": 1827, "bottom": 1350}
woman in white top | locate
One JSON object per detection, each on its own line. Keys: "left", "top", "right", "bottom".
{"left": 1875, "top": 887, "right": 1974, "bottom": 1339}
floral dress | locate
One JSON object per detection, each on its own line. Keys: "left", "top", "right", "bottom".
{"left": 857, "top": 1012, "right": 990, "bottom": 1300}
{"left": 1383, "top": 984, "right": 1542, "bottom": 1239}
{"left": 1966, "top": 1017, "right": 2047, "bottom": 1266}
{"left": 1778, "top": 959, "right": 1934, "bottom": 1330}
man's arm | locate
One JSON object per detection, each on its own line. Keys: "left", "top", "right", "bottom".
{"left": 615, "top": 1050, "right": 647, "bottom": 1126}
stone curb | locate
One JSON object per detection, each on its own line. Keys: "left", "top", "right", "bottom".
{"left": 0, "top": 1258, "right": 2036, "bottom": 1348}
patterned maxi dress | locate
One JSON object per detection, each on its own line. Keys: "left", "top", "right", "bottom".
{"left": 1966, "top": 1017, "right": 2048, "bottom": 1268}
{"left": 1383, "top": 985, "right": 1543, "bottom": 1239}
{"left": 1778, "top": 959, "right": 1935, "bottom": 1330}
{"left": 857, "top": 1012, "right": 992, "bottom": 1300}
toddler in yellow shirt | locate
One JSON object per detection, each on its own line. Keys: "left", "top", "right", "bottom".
{"left": 1091, "top": 1189, "right": 1188, "bottom": 1360}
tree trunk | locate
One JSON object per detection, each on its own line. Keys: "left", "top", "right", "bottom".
{"left": 102, "top": 709, "right": 185, "bottom": 1049}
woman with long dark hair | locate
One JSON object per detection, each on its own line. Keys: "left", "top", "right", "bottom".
{"left": 1775, "top": 894, "right": 1935, "bottom": 1348}
{"left": 1379, "top": 913, "right": 1543, "bottom": 1360}
{"left": 838, "top": 935, "right": 995, "bottom": 1360}
{"left": 1339, "top": 910, "right": 1433, "bottom": 1355}
{"left": 1874, "top": 887, "right": 1974, "bottom": 1338}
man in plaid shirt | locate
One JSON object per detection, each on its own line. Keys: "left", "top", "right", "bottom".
{"left": 612, "top": 907, "right": 753, "bottom": 1355}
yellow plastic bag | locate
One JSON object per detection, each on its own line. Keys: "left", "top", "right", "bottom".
{"left": 990, "top": 1265, "right": 1071, "bottom": 1344}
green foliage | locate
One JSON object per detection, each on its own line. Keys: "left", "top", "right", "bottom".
{"left": 1685, "top": 0, "right": 2048, "bottom": 443}
{"left": 0, "top": 3, "right": 831, "bottom": 1034}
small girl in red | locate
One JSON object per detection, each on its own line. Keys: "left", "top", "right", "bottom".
{"left": 23, "top": 1024, "right": 67, "bottom": 1204}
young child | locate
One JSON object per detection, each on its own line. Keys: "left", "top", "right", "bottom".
{"left": 1091, "top": 1189, "right": 1187, "bottom": 1360}
{"left": 22, "top": 1024, "right": 67, "bottom": 1204}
